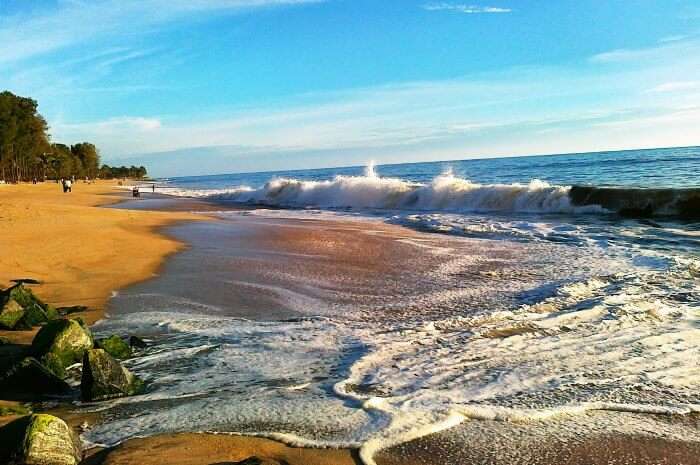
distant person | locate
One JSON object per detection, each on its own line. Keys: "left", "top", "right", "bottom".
{"left": 132, "top": 186, "right": 140, "bottom": 198}
{"left": 64, "top": 179, "right": 72, "bottom": 193}
{"left": 152, "top": 184, "right": 155, "bottom": 193}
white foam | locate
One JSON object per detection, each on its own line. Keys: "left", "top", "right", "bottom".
{"left": 162, "top": 172, "right": 606, "bottom": 214}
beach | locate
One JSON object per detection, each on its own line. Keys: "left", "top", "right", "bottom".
{"left": 0, "top": 181, "right": 364, "bottom": 465}
{"left": 1, "top": 178, "right": 699, "bottom": 465}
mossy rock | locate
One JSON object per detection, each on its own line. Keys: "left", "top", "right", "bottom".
{"left": 21, "top": 303, "right": 50, "bottom": 328}
{"left": 31, "top": 319, "right": 93, "bottom": 378}
{"left": 0, "top": 298, "right": 25, "bottom": 330}
{"left": 6, "top": 284, "right": 49, "bottom": 313}
{"left": 0, "top": 357, "right": 71, "bottom": 398}
{"left": 0, "top": 414, "right": 82, "bottom": 465}
{"left": 81, "top": 349, "right": 144, "bottom": 401}
{"left": 96, "top": 335, "right": 132, "bottom": 359}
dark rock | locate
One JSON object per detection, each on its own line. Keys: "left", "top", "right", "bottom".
{"left": 10, "top": 278, "right": 42, "bottom": 285}
{"left": 129, "top": 335, "right": 148, "bottom": 349}
{"left": 96, "top": 335, "right": 132, "bottom": 359}
{"left": 57, "top": 305, "right": 89, "bottom": 316}
{"left": 0, "top": 357, "right": 71, "bottom": 398}
{"left": 0, "top": 414, "right": 82, "bottom": 465}
{"left": 81, "top": 349, "right": 144, "bottom": 401}
{"left": 21, "top": 303, "right": 49, "bottom": 327}
{"left": 0, "top": 298, "right": 25, "bottom": 329}
{"left": 31, "top": 319, "right": 93, "bottom": 378}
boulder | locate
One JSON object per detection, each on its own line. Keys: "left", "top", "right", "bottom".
{"left": 21, "top": 303, "right": 49, "bottom": 327}
{"left": 0, "top": 414, "right": 82, "bottom": 465}
{"left": 0, "top": 298, "right": 25, "bottom": 329}
{"left": 0, "top": 284, "right": 56, "bottom": 329}
{"left": 81, "top": 349, "right": 144, "bottom": 401}
{"left": 96, "top": 335, "right": 132, "bottom": 359}
{"left": 6, "top": 284, "right": 49, "bottom": 314}
{"left": 31, "top": 319, "right": 93, "bottom": 378}
{"left": 129, "top": 335, "right": 148, "bottom": 349}
{"left": 0, "top": 357, "right": 71, "bottom": 398}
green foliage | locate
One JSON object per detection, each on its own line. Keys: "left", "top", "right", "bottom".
{"left": 1, "top": 90, "right": 148, "bottom": 182}
{"left": 98, "top": 164, "right": 148, "bottom": 179}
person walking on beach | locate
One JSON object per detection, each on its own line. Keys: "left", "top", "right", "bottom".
{"left": 63, "top": 178, "right": 72, "bottom": 193}
{"left": 152, "top": 184, "right": 155, "bottom": 193}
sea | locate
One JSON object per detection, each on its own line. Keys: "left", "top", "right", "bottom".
{"left": 85, "top": 146, "right": 700, "bottom": 464}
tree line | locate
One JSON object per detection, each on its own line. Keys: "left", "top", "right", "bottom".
{"left": 0, "top": 91, "right": 147, "bottom": 182}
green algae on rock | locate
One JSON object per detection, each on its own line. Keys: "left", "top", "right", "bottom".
{"left": 0, "top": 298, "right": 25, "bottom": 330}
{"left": 81, "top": 348, "right": 144, "bottom": 401}
{"left": 96, "top": 335, "right": 132, "bottom": 359}
{"left": 0, "top": 414, "right": 82, "bottom": 465}
{"left": 31, "top": 319, "right": 93, "bottom": 378}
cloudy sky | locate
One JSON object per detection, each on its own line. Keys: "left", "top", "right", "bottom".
{"left": 2, "top": 0, "right": 700, "bottom": 176}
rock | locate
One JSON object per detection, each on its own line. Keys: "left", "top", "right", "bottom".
{"left": 31, "top": 319, "right": 93, "bottom": 378}
{"left": 1, "top": 284, "right": 55, "bottom": 329}
{"left": 233, "top": 458, "right": 281, "bottom": 465}
{"left": 11, "top": 278, "right": 42, "bottom": 285}
{"left": 6, "top": 284, "right": 48, "bottom": 313}
{"left": 0, "top": 298, "right": 25, "bottom": 329}
{"left": 0, "top": 357, "right": 71, "bottom": 398}
{"left": 129, "top": 335, "right": 148, "bottom": 349}
{"left": 0, "top": 414, "right": 82, "bottom": 465}
{"left": 21, "top": 303, "right": 49, "bottom": 327}
{"left": 81, "top": 349, "right": 144, "bottom": 401}
{"left": 0, "top": 335, "right": 10, "bottom": 345}
{"left": 56, "top": 305, "right": 88, "bottom": 316}
{"left": 96, "top": 335, "right": 132, "bottom": 359}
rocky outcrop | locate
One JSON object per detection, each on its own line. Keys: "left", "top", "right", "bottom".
{"left": 0, "top": 414, "right": 82, "bottom": 465}
{"left": 0, "top": 298, "right": 25, "bottom": 329}
{"left": 0, "top": 357, "right": 71, "bottom": 398}
{"left": 129, "top": 335, "right": 148, "bottom": 349}
{"left": 96, "top": 335, "right": 132, "bottom": 359}
{"left": 0, "top": 284, "right": 58, "bottom": 329}
{"left": 81, "top": 349, "right": 144, "bottom": 401}
{"left": 31, "top": 319, "right": 93, "bottom": 378}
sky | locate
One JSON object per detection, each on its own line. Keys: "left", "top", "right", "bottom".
{"left": 2, "top": 0, "right": 700, "bottom": 177}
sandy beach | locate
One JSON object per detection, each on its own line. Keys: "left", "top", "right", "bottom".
{"left": 0, "top": 181, "right": 197, "bottom": 343}
{"left": 0, "top": 181, "right": 361, "bottom": 465}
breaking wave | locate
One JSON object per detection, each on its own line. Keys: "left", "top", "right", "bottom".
{"left": 161, "top": 170, "right": 700, "bottom": 218}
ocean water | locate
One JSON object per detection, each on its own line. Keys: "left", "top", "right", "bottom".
{"left": 85, "top": 147, "right": 700, "bottom": 463}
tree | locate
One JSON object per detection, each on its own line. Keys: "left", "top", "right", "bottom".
{"left": 0, "top": 91, "right": 148, "bottom": 182}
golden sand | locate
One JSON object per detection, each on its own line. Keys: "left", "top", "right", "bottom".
{"left": 0, "top": 181, "right": 198, "bottom": 342}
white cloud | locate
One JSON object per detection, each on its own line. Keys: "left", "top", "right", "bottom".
{"left": 646, "top": 81, "right": 700, "bottom": 93}
{"left": 422, "top": 3, "right": 511, "bottom": 14}
{"left": 0, "top": 0, "right": 324, "bottom": 63}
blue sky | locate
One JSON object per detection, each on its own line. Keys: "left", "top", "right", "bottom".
{"left": 2, "top": 0, "right": 700, "bottom": 176}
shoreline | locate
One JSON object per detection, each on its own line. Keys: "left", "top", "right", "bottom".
{"left": 0, "top": 181, "right": 362, "bottom": 465}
